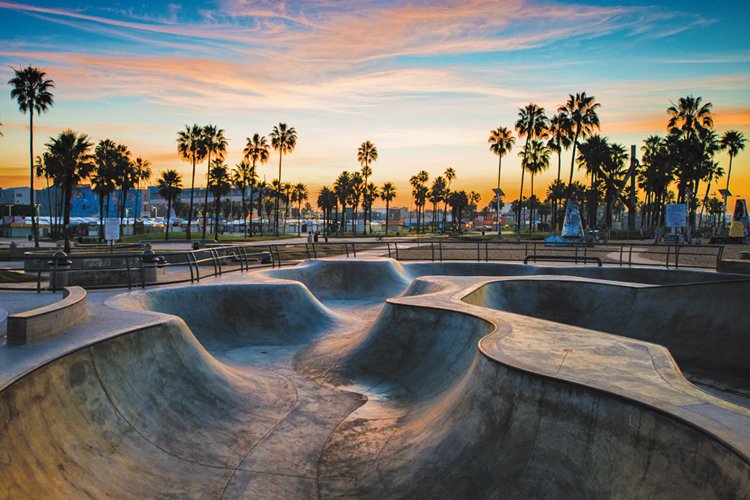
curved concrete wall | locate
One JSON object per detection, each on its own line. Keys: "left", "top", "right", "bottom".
{"left": 463, "top": 278, "right": 750, "bottom": 385}
{"left": 7, "top": 286, "right": 87, "bottom": 345}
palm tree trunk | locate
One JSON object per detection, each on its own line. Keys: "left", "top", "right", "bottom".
{"left": 45, "top": 176, "right": 52, "bottom": 240}
{"left": 165, "top": 197, "right": 171, "bottom": 240}
{"left": 29, "top": 111, "right": 39, "bottom": 247}
{"left": 528, "top": 173, "right": 535, "bottom": 238}
{"left": 385, "top": 200, "right": 390, "bottom": 235}
{"left": 275, "top": 152, "right": 282, "bottom": 236}
{"left": 555, "top": 144, "right": 562, "bottom": 232}
{"left": 722, "top": 154, "right": 735, "bottom": 230}
{"left": 63, "top": 174, "right": 73, "bottom": 253}
{"left": 202, "top": 151, "right": 211, "bottom": 239}
{"left": 99, "top": 194, "right": 105, "bottom": 242}
{"left": 187, "top": 156, "right": 196, "bottom": 240}
{"left": 214, "top": 194, "right": 220, "bottom": 240}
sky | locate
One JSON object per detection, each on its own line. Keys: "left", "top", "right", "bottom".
{"left": 0, "top": 0, "right": 748, "bottom": 208}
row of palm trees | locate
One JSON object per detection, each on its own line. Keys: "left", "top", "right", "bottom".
{"left": 176, "top": 123, "right": 297, "bottom": 239}
{"left": 489, "top": 92, "right": 746, "bottom": 238}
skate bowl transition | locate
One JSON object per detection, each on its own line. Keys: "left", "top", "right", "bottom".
{"left": 1, "top": 258, "right": 749, "bottom": 498}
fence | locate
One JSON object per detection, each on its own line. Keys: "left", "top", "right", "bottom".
{"left": 3, "top": 239, "right": 726, "bottom": 293}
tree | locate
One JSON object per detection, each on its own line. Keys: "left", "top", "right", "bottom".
{"left": 522, "top": 140, "right": 551, "bottom": 236}
{"left": 577, "top": 135, "right": 610, "bottom": 227}
{"left": 44, "top": 130, "right": 93, "bottom": 252}
{"left": 201, "top": 125, "right": 228, "bottom": 239}
{"left": 448, "top": 190, "right": 469, "bottom": 232}
{"left": 317, "top": 186, "right": 337, "bottom": 234}
{"left": 667, "top": 95, "right": 714, "bottom": 140}
{"left": 291, "top": 183, "right": 308, "bottom": 235}
{"left": 429, "top": 176, "right": 446, "bottom": 232}
{"left": 488, "top": 127, "right": 515, "bottom": 237}
{"left": 600, "top": 143, "right": 629, "bottom": 228}
{"left": 92, "top": 139, "right": 120, "bottom": 241}
{"left": 157, "top": 170, "right": 183, "bottom": 240}
{"left": 380, "top": 182, "right": 397, "bottom": 236}
{"left": 9, "top": 66, "right": 55, "bottom": 247}
{"left": 243, "top": 133, "right": 270, "bottom": 235}
{"left": 113, "top": 143, "right": 134, "bottom": 228}
{"left": 410, "top": 171, "right": 429, "bottom": 234}
{"left": 515, "top": 103, "right": 549, "bottom": 238}
{"left": 334, "top": 171, "right": 352, "bottom": 234}
{"left": 546, "top": 113, "right": 572, "bottom": 230}
{"left": 442, "top": 167, "right": 456, "bottom": 231}
{"left": 362, "top": 182, "right": 379, "bottom": 234}
{"left": 269, "top": 123, "right": 297, "bottom": 236}
{"left": 133, "top": 157, "right": 151, "bottom": 219}
{"left": 559, "top": 92, "right": 601, "bottom": 187}
{"left": 720, "top": 130, "right": 746, "bottom": 229}
{"left": 208, "top": 160, "right": 231, "bottom": 240}
{"left": 233, "top": 160, "right": 256, "bottom": 237}
{"left": 349, "top": 171, "right": 364, "bottom": 234}
{"left": 177, "top": 124, "right": 207, "bottom": 240}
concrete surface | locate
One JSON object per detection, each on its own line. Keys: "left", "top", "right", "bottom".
{"left": 0, "top": 258, "right": 748, "bottom": 498}
{"left": 7, "top": 286, "right": 87, "bottom": 345}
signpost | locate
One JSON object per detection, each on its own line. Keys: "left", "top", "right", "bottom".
{"left": 104, "top": 217, "right": 120, "bottom": 244}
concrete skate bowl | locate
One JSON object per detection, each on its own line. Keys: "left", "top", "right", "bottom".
{"left": 462, "top": 277, "right": 750, "bottom": 391}
{"left": 0, "top": 259, "right": 749, "bottom": 498}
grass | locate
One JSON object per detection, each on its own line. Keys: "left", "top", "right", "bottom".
{"left": 117, "top": 232, "right": 299, "bottom": 244}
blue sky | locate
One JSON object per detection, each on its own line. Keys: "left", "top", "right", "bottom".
{"left": 1, "top": 0, "right": 748, "bottom": 205}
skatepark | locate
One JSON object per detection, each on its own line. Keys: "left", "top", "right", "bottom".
{"left": 1, "top": 257, "right": 749, "bottom": 498}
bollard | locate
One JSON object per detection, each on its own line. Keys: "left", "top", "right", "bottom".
{"left": 48, "top": 250, "right": 72, "bottom": 291}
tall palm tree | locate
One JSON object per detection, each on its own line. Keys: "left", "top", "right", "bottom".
{"left": 9, "top": 66, "right": 55, "bottom": 247}
{"left": 358, "top": 141, "right": 378, "bottom": 216}
{"left": 334, "top": 171, "right": 352, "bottom": 233}
{"left": 442, "top": 167, "right": 456, "bottom": 230}
{"left": 429, "top": 176, "right": 446, "bottom": 232}
{"left": 92, "top": 139, "right": 120, "bottom": 241}
{"left": 269, "top": 123, "right": 297, "bottom": 236}
{"left": 244, "top": 133, "right": 270, "bottom": 235}
{"left": 201, "top": 125, "right": 228, "bottom": 239}
{"left": 177, "top": 124, "right": 207, "bottom": 240}
{"left": 523, "top": 140, "right": 551, "bottom": 236}
{"left": 291, "top": 183, "right": 308, "bottom": 235}
{"left": 44, "top": 130, "right": 93, "bottom": 252}
{"left": 113, "top": 143, "right": 134, "bottom": 227}
{"left": 488, "top": 127, "right": 515, "bottom": 237}
{"left": 362, "top": 182, "right": 379, "bottom": 234}
{"left": 720, "top": 130, "right": 746, "bottom": 229}
{"left": 546, "top": 113, "right": 572, "bottom": 230}
{"left": 157, "top": 170, "right": 182, "bottom": 240}
{"left": 208, "top": 160, "right": 231, "bottom": 240}
{"left": 515, "top": 103, "right": 549, "bottom": 238}
{"left": 380, "top": 182, "right": 397, "bottom": 236}
{"left": 577, "top": 135, "right": 611, "bottom": 227}
{"left": 233, "top": 160, "right": 255, "bottom": 237}
{"left": 559, "top": 92, "right": 601, "bottom": 187}
{"left": 601, "top": 143, "right": 629, "bottom": 228}
{"left": 410, "top": 171, "right": 429, "bottom": 234}
{"left": 133, "top": 157, "right": 151, "bottom": 219}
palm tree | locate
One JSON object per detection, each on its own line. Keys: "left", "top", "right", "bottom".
{"left": 269, "top": 123, "right": 297, "bottom": 236}
{"left": 113, "top": 144, "right": 134, "bottom": 227}
{"left": 201, "top": 125, "right": 228, "bottom": 239}
{"left": 291, "top": 183, "right": 308, "bottom": 235}
{"left": 157, "top": 170, "right": 182, "bottom": 240}
{"left": 720, "top": 130, "right": 746, "bottom": 229}
{"left": 667, "top": 96, "right": 714, "bottom": 140}
{"left": 362, "top": 182, "right": 379, "bottom": 234}
{"left": 133, "top": 157, "right": 151, "bottom": 219}
{"left": 381, "top": 182, "right": 397, "bottom": 236}
{"left": 317, "top": 186, "right": 337, "bottom": 234}
{"left": 429, "top": 176, "right": 446, "bottom": 232}
{"left": 243, "top": 133, "right": 270, "bottom": 235}
{"left": 577, "top": 135, "right": 611, "bottom": 227}
{"left": 488, "top": 127, "right": 515, "bottom": 237}
{"left": 515, "top": 103, "right": 549, "bottom": 238}
{"left": 358, "top": 140, "right": 378, "bottom": 230}
{"left": 442, "top": 167, "right": 456, "bottom": 231}
{"left": 44, "top": 130, "right": 93, "bottom": 252}
{"left": 208, "top": 161, "right": 231, "bottom": 240}
{"left": 334, "top": 171, "right": 352, "bottom": 234}
{"left": 601, "top": 143, "right": 629, "bottom": 228}
{"left": 9, "top": 66, "right": 55, "bottom": 247}
{"left": 522, "top": 140, "right": 551, "bottom": 236}
{"left": 547, "top": 113, "right": 572, "bottom": 230}
{"left": 177, "top": 124, "right": 207, "bottom": 240}
{"left": 559, "top": 92, "right": 601, "bottom": 187}
{"left": 233, "top": 160, "right": 254, "bottom": 237}
{"left": 349, "top": 172, "right": 364, "bottom": 234}
{"left": 92, "top": 139, "right": 120, "bottom": 241}
{"left": 410, "top": 171, "right": 429, "bottom": 234}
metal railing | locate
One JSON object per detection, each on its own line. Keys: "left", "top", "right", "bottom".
{"left": 2, "top": 239, "right": 728, "bottom": 293}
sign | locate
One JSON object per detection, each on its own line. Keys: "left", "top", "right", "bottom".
{"left": 665, "top": 204, "right": 687, "bottom": 228}
{"left": 104, "top": 217, "right": 121, "bottom": 241}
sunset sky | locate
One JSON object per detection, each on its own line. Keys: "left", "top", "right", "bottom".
{"left": 1, "top": 0, "right": 748, "bottom": 208}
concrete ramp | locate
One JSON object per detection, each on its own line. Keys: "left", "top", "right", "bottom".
{"left": 268, "top": 259, "right": 411, "bottom": 300}
{"left": 463, "top": 277, "right": 750, "bottom": 388}
{"left": 0, "top": 318, "right": 297, "bottom": 497}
